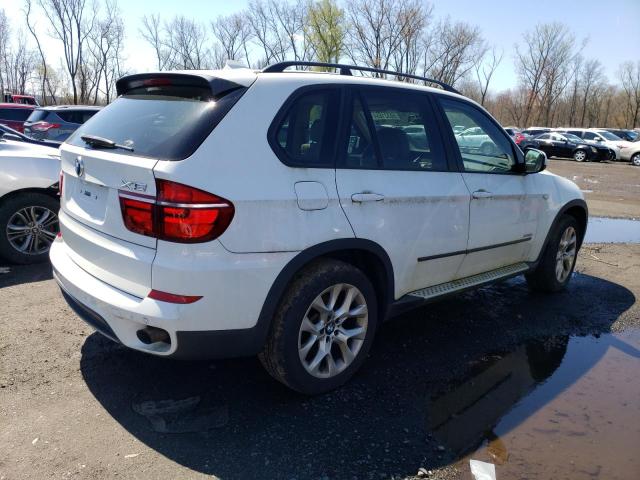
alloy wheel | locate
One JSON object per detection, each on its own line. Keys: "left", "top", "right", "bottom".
{"left": 298, "top": 283, "right": 368, "bottom": 379}
{"left": 555, "top": 226, "right": 577, "bottom": 283}
{"left": 632, "top": 153, "right": 640, "bottom": 167}
{"left": 6, "top": 206, "right": 59, "bottom": 255}
{"left": 574, "top": 150, "right": 586, "bottom": 162}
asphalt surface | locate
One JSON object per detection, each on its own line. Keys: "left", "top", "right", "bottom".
{"left": 1, "top": 243, "right": 639, "bottom": 479}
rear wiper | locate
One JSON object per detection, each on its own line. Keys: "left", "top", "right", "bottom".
{"left": 81, "top": 134, "right": 134, "bottom": 152}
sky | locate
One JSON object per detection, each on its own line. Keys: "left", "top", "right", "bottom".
{"left": 2, "top": 0, "right": 640, "bottom": 92}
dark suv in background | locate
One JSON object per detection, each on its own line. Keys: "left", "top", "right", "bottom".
{"left": 24, "top": 106, "right": 101, "bottom": 142}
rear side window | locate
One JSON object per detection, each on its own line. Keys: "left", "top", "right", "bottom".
{"left": 344, "top": 88, "right": 446, "bottom": 171}
{"left": 273, "top": 89, "right": 339, "bottom": 167}
{"left": 582, "top": 131, "right": 598, "bottom": 141}
{"left": 68, "top": 84, "right": 246, "bottom": 160}
{"left": 57, "top": 111, "right": 82, "bottom": 124}
{"left": 26, "top": 109, "right": 50, "bottom": 122}
{"left": 0, "top": 108, "right": 32, "bottom": 121}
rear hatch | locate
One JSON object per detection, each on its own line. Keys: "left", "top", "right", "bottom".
{"left": 59, "top": 69, "right": 255, "bottom": 297}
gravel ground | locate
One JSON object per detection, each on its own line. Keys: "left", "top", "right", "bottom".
{"left": 1, "top": 241, "right": 638, "bottom": 480}
{"left": 546, "top": 158, "right": 640, "bottom": 219}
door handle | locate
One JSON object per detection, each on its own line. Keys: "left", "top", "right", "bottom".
{"left": 472, "top": 190, "right": 493, "bottom": 199}
{"left": 351, "top": 192, "right": 385, "bottom": 203}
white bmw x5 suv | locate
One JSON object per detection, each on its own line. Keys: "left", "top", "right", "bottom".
{"left": 50, "top": 62, "right": 587, "bottom": 394}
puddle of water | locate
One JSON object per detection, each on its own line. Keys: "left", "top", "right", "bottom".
{"left": 584, "top": 217, "right": 640, "bottom": 243}
{"left": 427, "top": 330, "right": 640, "bottom": 479}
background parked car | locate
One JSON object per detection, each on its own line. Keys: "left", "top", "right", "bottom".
{"left": 23, "top": 105, "right": 101, "bottom": 142}
{"left": 521, "top": 127, "right": 551, "bottom": 137}
{"left": 0, "top": 138, "right": 60, "bottom": 264}
{"left": 602, "top": 128, "right": 638, "bottom": 142}
{"left": 0, "top": 103, "right": 35, "bottom": 133}
{"left": 556, "top": 128, "right": 630, "bottom": 159}
{"left": 455, "top": 126, "right": 498, "bottom": 155}
{"left": 2, "top": 92, "right": 39, "bottom": 105}
{"left": 618, "top": 141, "right": 640, "bottom": 166}
{"left": 521, "top": 132, "right": 614, "bottom": 162}
{"left": 0, "top": 124, "right": 62, "bottom": 149}
{"left": 504, "top": 127, "right": 527, "bottom": 145}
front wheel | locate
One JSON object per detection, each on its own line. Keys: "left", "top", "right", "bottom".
{"left": 573, "top": 150, "right": 587, "bottom": 162}
{"left": 259, "top": 259, "right": 378, "bottom": 395}
{"left": 526, "top": 215, "right": 580, "bottom": 292}
{"left": 631, "top": 153, "right": 640, "bottom": 167}
{"left": 0, "top": 193, "right": 59, "bottom": 264}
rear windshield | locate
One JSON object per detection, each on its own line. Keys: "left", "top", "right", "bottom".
{"left": 67, "top": 86, "right": 246, "bottom": 160}
{"left": 26, "top": 109, "right": 50, "bottom": 122}
{"left": 0, "top": 108, "right": 32, "bottom": 121}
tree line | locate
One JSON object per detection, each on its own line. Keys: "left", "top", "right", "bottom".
{"left": 0, "top": 0, "right": 638, "bottom": 129}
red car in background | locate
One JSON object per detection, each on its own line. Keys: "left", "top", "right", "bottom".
{"left": 505, "top": 127, "right": 527, "bottom": 145}
{"left": 0, "top": 104, "right": 36, "bottom": 133}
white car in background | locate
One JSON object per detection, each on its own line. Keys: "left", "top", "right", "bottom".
{"left": 619, "top": 142, "right": 640, "bottom": 166}
{"left": 455, "top": 126, "right": 498, "bottom": 155}
{"left": 0, "top": 136, "right": 60, "bottom": 264}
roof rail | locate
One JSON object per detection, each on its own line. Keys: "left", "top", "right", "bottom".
{"left": 262, "top": 61, "right": 460, "bottom": 94}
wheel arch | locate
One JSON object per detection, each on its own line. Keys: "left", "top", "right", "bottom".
{"left": 0, "top": 186, "right": 60, "bottom": 204}
{"left": 535, "top": 199, "right": 588, "bottom": 266}
{"left": 254, "top": 239, "right": 395, "bottom": 349}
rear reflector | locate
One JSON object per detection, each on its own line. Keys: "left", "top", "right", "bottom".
{"left": 118, "top": 179, "right": 234, "bottom": 243}
{"left": 148, "top": 289, "right": 202, "bottom": 304}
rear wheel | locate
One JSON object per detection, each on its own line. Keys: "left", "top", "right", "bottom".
{"left": 526, "top": 215, "right": 579, "bottom": 292}
{"left": 631, "top": 153, "right": 640, "bottom": 167}
{"left": 0, "top": 193, "right": 59, "bottom": 264}
{"left": 573, "top": 149, "right": 587, "bottom": 162}
{"left": 259, "top": 259, "right": 378, "bottom": 395}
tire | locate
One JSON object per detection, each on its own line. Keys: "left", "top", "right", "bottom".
{"left": 631, "top": 153, "right": 640, "bottom": 167}
{"left": 573, "top": 149, "right": 587, "bottom": 162}
{"left": 259, "top": 259, "right": 378, "bottom": 395}
{"left": 480, "top": 142, "right": 496, "bottom": 156}
{"left": 0, "top": 193, "right": 59, "bottom": 265}
{"left": 525, "top": 215, "right": 580, "bottom": 293}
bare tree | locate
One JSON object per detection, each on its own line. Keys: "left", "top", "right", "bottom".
{"left": 515, "top": 22, "right": 580, "bottom": 127}
{"left": 247, "top": 0, "right": 308, "bottom": 67}
{"left": 578, "top": 59, "right": 604, "bottom": 126}
{"left": 619, "top": 61, "right": 640, "bottom": 128}
{"left": 140, "top": 14, "right": 169, "bottom": 70}
{"left": 164, "top": 16, "right": 210, "bottom": 70}
{"left": 24, "top": 0, "right": 57, "bottom": 104}
{"left": 211, "top": 13, "right": 253, "bottom": 66}
{"left": 423, "top": 18, "right": 486, "bottom": 87}
{"left": 89, "top": 0, "right": 125, "bottom": 102}
{"left": 474, "top": 47, "right": 502, "bottom": 105}
{"left": 392, "top": 0, "right": 432, "bottom": 78}
{"left": 36, "top": 0, "right": 96, "bottom": 104}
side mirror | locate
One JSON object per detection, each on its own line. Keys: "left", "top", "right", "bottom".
{"left": 523, "top": 148, "right": 547, "bottom": 173}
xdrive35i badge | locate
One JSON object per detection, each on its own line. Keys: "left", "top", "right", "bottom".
{"left": 120, "top": 180, "right": 148, "bottom": 192}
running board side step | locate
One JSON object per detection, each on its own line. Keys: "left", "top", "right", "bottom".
{"left": 408, "top": 263, "right": 530, "bottom": 302}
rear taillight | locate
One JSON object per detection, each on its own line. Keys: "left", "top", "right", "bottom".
{"left": 31, "top": 121, "right": 61, "bottom": 131}
{"left": 118, "top": 179, "right": 234, "bottom": 243}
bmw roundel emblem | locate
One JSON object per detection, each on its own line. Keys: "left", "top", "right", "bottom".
{"left": 75, "top": 156, "right": 84, "bottom": 177}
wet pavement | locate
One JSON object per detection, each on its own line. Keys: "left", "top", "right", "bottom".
{"left": 433, "top": 330, "right": 640, "bottom": 480}
{"left": 70, "top": 269, "right": 637, "bottom": 480}
{"left": 585, "top": 217, "right": 640, "bottom": 244}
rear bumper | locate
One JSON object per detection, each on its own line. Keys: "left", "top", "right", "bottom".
{"left": 50, "top": 236, "right": 296, "bottom": 359}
